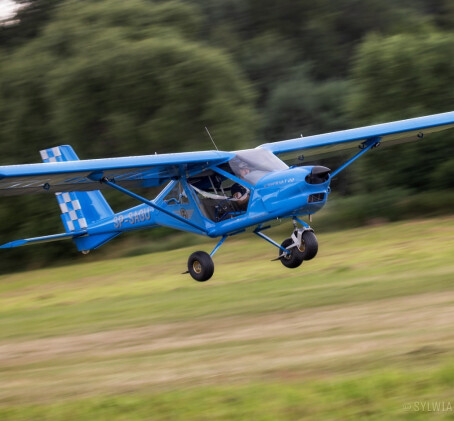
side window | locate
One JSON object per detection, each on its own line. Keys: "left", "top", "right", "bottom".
{"left": 164, "top": 182, "right": 188, "bottom": 205}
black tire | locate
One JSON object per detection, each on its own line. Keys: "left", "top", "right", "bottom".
{"left": 300, "top": 231, "right": 318, "bottom": 261}
{"left": 279, "top": 238, "right": 304, "bottom": 269}
{"left": 188, "top": 251, "right": 214, "bottom": 282}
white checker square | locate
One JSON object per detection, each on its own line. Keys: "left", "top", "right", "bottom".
{"left": 59, "top": 203, "right": 69, "bottom": 213}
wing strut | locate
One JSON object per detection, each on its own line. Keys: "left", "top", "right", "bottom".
{"left": 99, "top": 177, "right": 208, "bottom": 234}
{"left": 330, "top": 137, "right": 381, "bottom": 178}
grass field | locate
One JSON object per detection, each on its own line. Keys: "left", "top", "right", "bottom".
{"left": 0, "top": 217, "right": 453, "bottom": 420}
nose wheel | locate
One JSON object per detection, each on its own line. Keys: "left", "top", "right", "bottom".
{"left": 279, "top": 238, "right": 304, "bottom": 268}
{"left": 278, "top": 229, "right": 318, "bottom": 268}
{"left": 254, "top": 219, "right": 319, "bottom": 270}
{"left": 299, "top": 230, "right": 318, "bottom": 261}
{"left": 278, "top": 229, "right": 318, "bottom": 267}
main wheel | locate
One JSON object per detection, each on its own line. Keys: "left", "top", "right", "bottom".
{"left": 279, "top": 238, "right": 304, "bottom": 268}
{"left": 300, "top": 231, "right": 318, "bottom": 261}
{"left": 188, "top": 251, "right": 214, "bottom": 282}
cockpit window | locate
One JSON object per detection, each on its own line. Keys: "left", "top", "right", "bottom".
{"left": 228, "top": 148, "right": 288, "bottom": 185}
{"left": 188, "top": 172, "right": 249, "bottom": 222}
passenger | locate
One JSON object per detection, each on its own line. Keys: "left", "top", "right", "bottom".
{"left": 238, "top": 163, "right": 251, "bottom": 180}
{"left": 237, "top": 161, "right": 267, "bottom": 184}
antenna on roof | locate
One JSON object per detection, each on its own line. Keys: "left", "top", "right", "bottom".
{"left": 205, "top": 126, "right": 219, "bottom": 151}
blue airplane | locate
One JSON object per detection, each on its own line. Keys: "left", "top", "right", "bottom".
{"left": 0, "top": 111, "right": 453, "bottom": 281}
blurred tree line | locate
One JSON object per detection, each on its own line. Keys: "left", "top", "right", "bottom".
{"left": 0, "top": 0, "right": 452, "bottom": 271}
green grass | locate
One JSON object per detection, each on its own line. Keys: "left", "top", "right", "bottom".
{"left": 1, "top": 217, "right": 453, "bottom": 340}
{"left": 1, "top": 364, "right": 453, "bottom": 420}
{"left": 0, "top": 217, "right": 453, "bottom": 419}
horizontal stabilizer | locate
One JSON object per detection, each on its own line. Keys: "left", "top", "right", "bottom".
{"left": 0, "top": 231, "right": 86, "bottom": 249}
{"left": 74, "top": 232, "right": 120, "bottom": 251}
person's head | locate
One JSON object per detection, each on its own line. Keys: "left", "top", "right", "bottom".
{"left": 239, "top": 167, "right": 250, "bottom": 178}
{"left": 231, "top": 183, "right": 246, "bottom": 198}
{"left": 238, "top": 162, "right": 250, "bottom": 178}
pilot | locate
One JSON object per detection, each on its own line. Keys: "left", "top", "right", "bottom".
{"left": 231, "top": 183, "right": 249, "bottom": 209}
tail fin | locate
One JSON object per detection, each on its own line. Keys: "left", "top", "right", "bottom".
{"left": 40, "top": 146, "right": 118, "bottom": 251}
{"left": 40, "top": 145, "right": 114, "bottom": 233}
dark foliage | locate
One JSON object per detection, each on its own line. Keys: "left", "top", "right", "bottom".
{"left": 0, "top": 0, "right": 452, "bottom": 271}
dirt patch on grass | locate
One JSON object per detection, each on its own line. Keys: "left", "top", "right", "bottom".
{"left": 1, "top": 290, "right": 454, "bottom": 404}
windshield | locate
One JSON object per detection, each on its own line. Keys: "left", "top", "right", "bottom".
{"left": 228, "top": 148, "right": 288, "bottom": 185}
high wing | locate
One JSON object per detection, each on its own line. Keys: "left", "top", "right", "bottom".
{"left": 2, "top": 112, "right": 453, "bottom": 197}
{"left": 0, "top": 150, "right": 234, "bottom": 196}
{"left": 259, "top": 111, "right": 454, "bottom": 165}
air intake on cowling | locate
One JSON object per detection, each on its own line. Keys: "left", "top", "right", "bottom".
{"left": 305, "top": 166, "right": 331, "bottom": 184}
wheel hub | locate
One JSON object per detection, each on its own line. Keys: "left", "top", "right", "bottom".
{"left": 193, "top": 260, "right": 202, "bottom": 274}
{"left": 283, "top": 249, "right": 292, "bottom": 260}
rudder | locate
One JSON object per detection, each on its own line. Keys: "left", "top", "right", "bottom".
{"left": 40, "top": 145, "right": 114, "bottom": 234}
